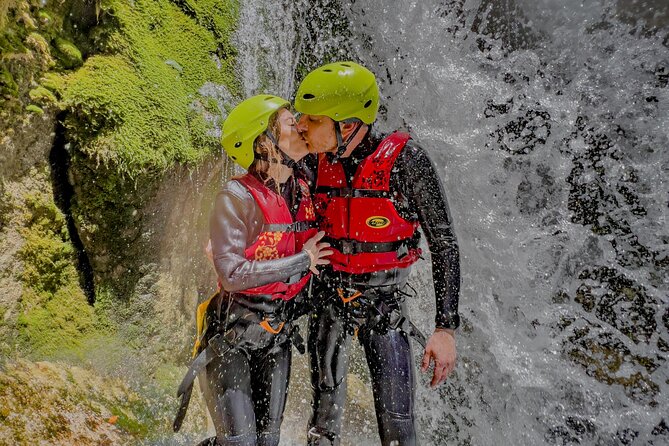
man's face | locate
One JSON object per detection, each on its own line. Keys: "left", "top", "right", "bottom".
{"left": 297, "top": 114, "right": 338, "bottom": 154}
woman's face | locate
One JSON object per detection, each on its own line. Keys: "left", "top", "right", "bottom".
{"left": 276, "top": 108, "right": 309, "bottom": 162}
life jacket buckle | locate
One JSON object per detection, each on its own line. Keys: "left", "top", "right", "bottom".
{"left": 259, "top": 318, "right": 285, "bottom": 334}
{"left": 340, "top": 240, "right": 353, "bottom": 255}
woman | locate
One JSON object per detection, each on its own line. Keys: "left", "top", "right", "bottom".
{"left": 175, "top": 95, "right": 332, "bottom": 446}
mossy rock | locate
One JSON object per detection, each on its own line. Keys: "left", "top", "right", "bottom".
{"left": 57, "top": 0, "right": 239, "bottom": 174}
{"left": 15, "top": 183, "right": 99, "bottom": 357}
{"left": 26, "top": 32, "right": 50, "bottom": 57}
{"left": 0, "top": 67, "right": 19, "bottom": 97}
{"left": 24, "top": 104, "right": 43, "bottom": 115}
{"left": 49, "top": 0, "right": 240, "bottom": 298}
{"left": 53, "top": 37, "right": 83, "bottom": 69}
{"left": 28, "top": 85, "right": 57, "bottom": 104}
{"left": 0, "top": 360, "right": 139, "bottom": 444}
{"left": 0, "top": 0, "right": 77, "bottom": 133}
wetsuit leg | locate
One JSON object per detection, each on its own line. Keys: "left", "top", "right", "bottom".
{"left": 360, "top": 327, "right": 418, "bottom": 446}
{"left": 199, "top": 348, "right": 257, "bottom": 446}
{"left": 251, "top": 341, "right": 292, "bottom": 446}
{"left": 307, "top": 303, "right": 352, "bottom": 446}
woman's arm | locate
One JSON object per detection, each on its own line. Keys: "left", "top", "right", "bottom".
{"left": 210, "top": 181, "right": 310, "bottom": 293}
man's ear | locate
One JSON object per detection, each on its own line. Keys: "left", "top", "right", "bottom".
{"left": 340, "top": 121, "right": 360, "bottom": 139}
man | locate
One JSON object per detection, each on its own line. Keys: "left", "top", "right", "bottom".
{"left": 294, "top": 61, "right": 461, "bottom": 446}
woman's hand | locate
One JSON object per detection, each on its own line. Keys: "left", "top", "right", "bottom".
{"left": 302, "top": 231, "right": 333, "bottom": 275}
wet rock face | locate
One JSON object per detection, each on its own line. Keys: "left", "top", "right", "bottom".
{"left": 67, "top": 157, "right": 161, "bottom": 296}
{"left": 0, "top": 360, "right": 136, "bottom": 445}
{"left": 515, "top": 163, "right": 557, "bottom": 215}
{"left": 2, "top": 0, "right": 237, "bottom": 443}
{"left": 489, "top": 103, "right": 552, "bottom": 155}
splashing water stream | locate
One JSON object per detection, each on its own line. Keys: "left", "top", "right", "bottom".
{"left": 326, "top": 1, "right": 668, "bottom": 444}
{"left": 202, "top": 0, "right": 668, "bottom": 444}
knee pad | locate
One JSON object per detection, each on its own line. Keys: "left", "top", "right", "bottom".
{"left": 378, "top": 411, "right": 417, "bottom": 446}
{"left": 307, "top": 426, "right": 340, "bottom": 446}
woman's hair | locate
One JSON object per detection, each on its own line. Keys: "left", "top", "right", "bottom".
{"left": 248, "top": 108, "right": 284, "bottom": 191}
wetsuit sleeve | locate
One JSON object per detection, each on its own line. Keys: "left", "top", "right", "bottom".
{"left": 210, "top": 184, "right": 311, "bottom": 293}
{"left": 399, "top": 141, "right": 461, "bottom": 330}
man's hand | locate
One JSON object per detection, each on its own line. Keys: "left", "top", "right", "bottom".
{"left": 420, "top": 328, "right": 456, "bottom": 388}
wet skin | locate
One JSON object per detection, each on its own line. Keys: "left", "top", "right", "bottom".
{"left": 296, "top": 114, "right": 360, "bottom": 155}
{"left": 275, "top": 108, "right": 309, "bottom": 161}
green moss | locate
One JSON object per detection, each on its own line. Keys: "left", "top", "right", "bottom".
{"left": 1, "top": 0, "right": 74, "bottom": 134}
{"left": 15, "top": 188, "right": 97, "bottom": 357}
{"left": 26, "top": 32, "right": 50, "bottom": 56}
{"left": 109, "top": 400, "right": 155, "bottom": 437}
{"left": 28, "top": 85, "right": 57, "bottom": 104}
{"left": 204, "top": 96, "right": 221, "bottom": 114}
{"left": 24, "top": 104, "right": 43, "bottom": 114}
{"left": 53, "top": 37, "right": 83, "bottom": 68}
{"left": 40, "top": 71, "right": 66, "bottom": 95}
{"left": 0, "top": 67, "right": 18, "bottom": 96}
{"left": 57, "top": 0, "right": 239, "bottom": 175}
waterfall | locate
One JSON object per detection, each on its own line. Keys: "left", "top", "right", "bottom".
{"left": 306, "top": 0, "right": 668, "bottom": 444}
{"left": 197, "top": 1, "right": 668, "bottom": 444}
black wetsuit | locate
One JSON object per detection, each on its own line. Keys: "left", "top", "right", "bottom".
{"left": 306, "top": 129, "right": 461, "bottom": 446}
{"left": 203, "top": 174, "right": 311, "bottom": 446}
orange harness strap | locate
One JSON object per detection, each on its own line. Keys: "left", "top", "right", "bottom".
{"left": 337, "top": 288, "right": 362, "bottom": 304}
{"left": 259, "top": 319, "right": 285, "bottom": 334}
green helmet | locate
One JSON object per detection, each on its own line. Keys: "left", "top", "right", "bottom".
{"left": 221, "top": 94, "right": 289, "bottom": 169}
{"left": 294, "top": 61, "right": 379, "bottom": 124}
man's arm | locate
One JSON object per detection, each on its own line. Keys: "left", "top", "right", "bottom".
{"left": 399, "top": 140, "right": 461, "bottom": 329}
{"left": 397, "top": 139, "right": 461, "bottom": 387}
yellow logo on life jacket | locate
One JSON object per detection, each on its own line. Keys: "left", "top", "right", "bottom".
{"left": 366, "top": 216, "right": 390, "bottom": 229}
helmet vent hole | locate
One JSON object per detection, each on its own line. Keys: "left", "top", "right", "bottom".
{"left": 364, "top": 99, "right": 372, "bottom": 108}
{"left": 264, "top": 96, "right": 274, "bottom": 101}
{"left": 340, "top": 63, "right": 351, "bottom": 67}
{"left": 323, "top": 69, "right": 332, "bottom": 72}
{"left": 231, "top": 156, "right": 237, "bottom": 160}
{"left": 234, "top": 142, "right": 242, "bottom": 148}
{"left": 303, "top": 93, "right": 315, "bottom": 99}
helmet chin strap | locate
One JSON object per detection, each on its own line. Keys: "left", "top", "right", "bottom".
{"left": 331, "top": 120, "right": 363, "bottom": 163}
{"left": 255, "top": 130, "right": 299, "bottom": 169}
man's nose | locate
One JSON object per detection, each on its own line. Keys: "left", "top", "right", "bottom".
{"left": 296, "top": 115, "right": 308, "bottom": 132}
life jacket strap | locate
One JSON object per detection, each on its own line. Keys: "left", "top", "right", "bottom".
{"left": 262, "top": 220, "right": 318, "bottom": 233}
{"left": 324, "top": 235, "right": 419, "bottom": 255}
{"left": 315, "top": 186, "right": 390, "bottom": 198}
{"left": 175, "top": 301, "right": 302, "bottom": 432}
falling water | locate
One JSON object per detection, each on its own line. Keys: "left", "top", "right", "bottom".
{"left": 192, "top": 0, "right": 668, "bottom": 444}
{"left": 289, "top": 0, "right": 669, "bottom": 445}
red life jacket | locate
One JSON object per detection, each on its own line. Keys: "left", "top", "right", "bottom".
{"left": 236, "top": 174, "right": 317, "bottom": 300}
{"left": 314, "top": 132, "right": 421, "bottom": 274}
